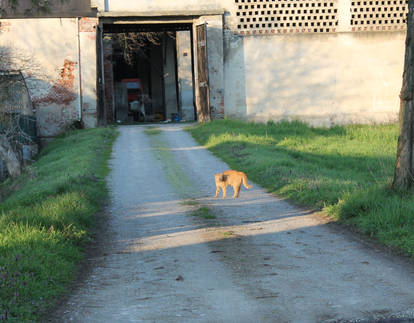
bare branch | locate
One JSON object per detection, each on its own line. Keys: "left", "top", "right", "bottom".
{"left": 112, "top": 32, "right": 176, "bottom": 66}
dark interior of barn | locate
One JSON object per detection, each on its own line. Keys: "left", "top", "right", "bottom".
{"left": 102, "top": 23, "right": 195, "bottom": 124}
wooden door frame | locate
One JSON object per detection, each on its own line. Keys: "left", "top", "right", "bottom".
{"left": 195, "top": 23, "right": 210, "bottom": 122}
{"left": 96, "top": 11, "right": 223, "bottom": 124}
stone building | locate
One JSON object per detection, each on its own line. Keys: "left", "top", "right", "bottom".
{"left": 0, "top": 0, "right": 407, "bottom": 137}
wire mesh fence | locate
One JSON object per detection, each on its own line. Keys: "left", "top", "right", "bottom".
{"left": 0, "top": 70, "right": 37, "bottom": 180}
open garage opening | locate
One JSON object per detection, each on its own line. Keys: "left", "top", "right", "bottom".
{"left": 101, "top": 23, "right": 195, "bottom": 124}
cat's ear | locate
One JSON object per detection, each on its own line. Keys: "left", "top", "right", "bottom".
{"left": 221, "top": 175, "right": 227, "bottom": 181}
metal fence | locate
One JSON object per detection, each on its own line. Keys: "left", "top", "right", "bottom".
{"left": 0, "top": 70, "right": 37, "bottom": 180}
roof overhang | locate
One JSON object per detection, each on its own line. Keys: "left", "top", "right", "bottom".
{"left": 98, "top": 10, "right": 224, "bottom": 19}
{"left": 98, "top": 10, "right": 224, "bottom": 33}
{"left": 102, "top": 22, "right": 193, "bottom": 33}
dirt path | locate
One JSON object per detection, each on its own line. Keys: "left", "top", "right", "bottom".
{"left": 52, "top": 124, "right": 414, "bottom": 323}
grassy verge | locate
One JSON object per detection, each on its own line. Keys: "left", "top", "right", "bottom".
{"left": 144, "top": 128, "right": 194, "bottom": 198}
{"left": 144, "top": 130, "right": 217, "bottom": 223}
{"left": 144, "top": 127, "right": 162, "bottom": 136}
{"left": 0, "top": 127, "right": 117, "bottom": 321}
{"left": 188, "top": 119, "right": 414, "bottom": 256}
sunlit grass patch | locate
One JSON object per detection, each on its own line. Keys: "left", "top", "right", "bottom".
{"left": 0, "top": 127, "right": 117, "bottom": 321}
{"left": 188, "top": 119, "right": 414, "bottom": 257}
{"left": 223, "top": 231, "right": 235, "bottom": 237}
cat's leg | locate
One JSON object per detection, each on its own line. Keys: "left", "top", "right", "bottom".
{"left": 215, "top": 186, "right": 221, "bottom": 198}
{"left": 232, "top": 184, "right": 241, "bottom": 198}
{"left": 222, "top": 186, "right": 227, "bottom": 198}
{"left": 236, "top": 184, "right": 241, "bottom": 198}
{"left": 232, "top": 185, "right": 238, "bottom": 198}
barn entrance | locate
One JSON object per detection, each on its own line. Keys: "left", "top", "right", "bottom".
{"left": 98, "top": 21, "right": 198, "bottom": 124}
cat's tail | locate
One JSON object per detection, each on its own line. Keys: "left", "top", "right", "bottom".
{"left": 242, "top": 173, "right": 252, "bottom": 189}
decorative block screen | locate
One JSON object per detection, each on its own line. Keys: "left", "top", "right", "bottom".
{"left": 351, "top": 0, "right": 408, "bottom": 32}
{"left": 234, "top": 0, "right": 338, "bottom": 35}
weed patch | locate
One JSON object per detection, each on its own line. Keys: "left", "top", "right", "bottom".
{"left": 187, "top": 120, "right": 414, "bottom": 257}
{"left": 145, "top": 131, "right": 194, "bottom": 198}
{"left": 0, "top": 127, "right": 117, "bottom": 321}
{"left": 180, "top": 199, "right": 200, "bottom": 206}
{"left": 144, "top": 127, "right": 162, "bottom": 136}
{"left": 223, "top": 231, "right": 235, "bottom": 237}
{"left": 190, "top": 207, "right": 216, "bottom": 219}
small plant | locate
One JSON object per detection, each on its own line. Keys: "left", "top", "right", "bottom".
{"left": 144, "top": 127, "right": 162, "bottom": 136}
{"left": 190, "top": 207, "right": 216, "bottom": 219}
{"left": 180, "top": 199, "right": 200, "bottom": 206}
{"left": 223, "top": 231, "right": 235, "bottom": 237}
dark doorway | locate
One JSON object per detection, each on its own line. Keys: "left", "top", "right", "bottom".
{"left": 100, "top": 23, "right": 196, "bottom": 124}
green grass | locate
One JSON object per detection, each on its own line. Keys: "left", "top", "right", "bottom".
{"left": 180, "top": 199, "right": 200, "bottom": 206}
{"left": 190, "top": 207, "right": 216, "bottom": 219}
{"left": 144, "top": 129, "right": 195, "bottom": 199}
{"left": 187, "top": 119, "right": 414, "bottom": 256}
{"left": 0, "top": 127, "right": 117, "bottom": 322}
{"left": 144, "top": 127, "right": 162, "bottom": 135}
{"left": 223, "top": 231, "right": 235, "bottom": 237}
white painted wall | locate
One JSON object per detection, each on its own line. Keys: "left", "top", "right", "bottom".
{"left": 101, "top": 0, "right": 223, "bottom": 12}
{"left": 99, "top": 0, "right": 405, "bottom": 126}
{"left": 79, "top": 18, "right": 99, "bottom": 128}
{"left": 0, "top": 0, "right": 405, "bottom": 137}
{"left": 224, "top": 31, "right": 404, "bottom": 126}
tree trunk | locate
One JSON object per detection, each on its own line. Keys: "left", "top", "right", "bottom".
{"left": 0, "top": 135, "right": 21, "bottom": 178}
{"left": 393, "top": 0, "right": 414, "bottom": 190}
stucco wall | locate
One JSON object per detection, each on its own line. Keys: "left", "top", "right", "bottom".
{"left": 79, "top": 18, "right": 99, "bottom": 128}
{"left": 176, "top": 31, "right": 195, "bottom": 121}
{"left": 0, "top": 0, "right": 95, "bottom": 18}
{"left": 0, "top": 0, "right": 405, "bottom": 135}
{"left": 0, "top": 18, "right": 80, "bottom": 137}
{"left": 0, "top": 18, "right": 97, "bottom": 137}
{"left": 99, "top": 0, "right": 223, "bottom": 12}
{"left": 99, "top": 0, "right": 405, "bottom": 126}
{"left": 224, "top": 31, "right": 404, "bottom": 126}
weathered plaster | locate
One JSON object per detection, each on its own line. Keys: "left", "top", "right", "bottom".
{"left": 224, "top": 32, "right": 404, "bottom": 126}
{"left": 176, "top": 31, "right": 195, "bottom": 121}
{"left": 0, "top": 17, "right": 98, "bottom": 136}
{"left": 164, "top": 36, "right": 178, "bottom": 120}
{"left": 193, "top": 14, "right": 225, "bottom": 120}
{"left": 0, "top": 18, "right": 81, "bottom": 137}
{"left": 104, "top": 0, "right": 224, "bottom": 13}
{"left": 0, "top": 0, "right": 406, "bottom": 136}
{"left": 79, "top": 17, "right": 99, "bottom": 128}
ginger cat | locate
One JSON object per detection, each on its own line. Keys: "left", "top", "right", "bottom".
{"left": 214, "top": 170, "right": 252, "bottom": 198}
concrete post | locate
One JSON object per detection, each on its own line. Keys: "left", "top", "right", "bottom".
{"left": 337, "top": 0, "right": 352, "bottom": 32}
{"left": 176, "top": 31, "right": 194, "bottom": 121}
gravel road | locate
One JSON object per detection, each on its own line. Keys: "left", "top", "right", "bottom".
{"left": 52, "top": 124, "right": 414, "bottom": 323}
